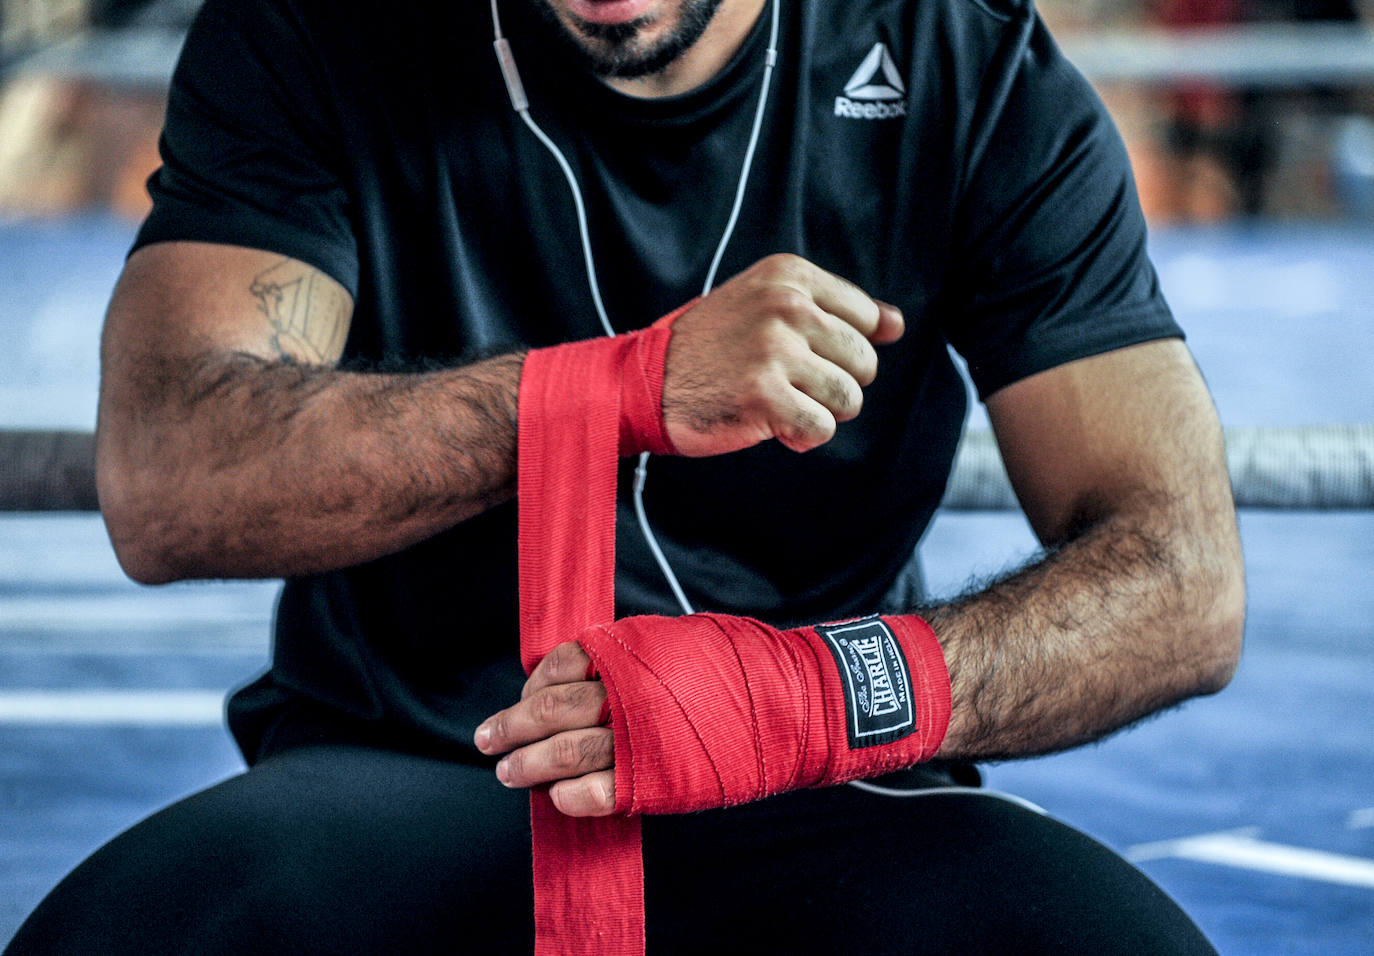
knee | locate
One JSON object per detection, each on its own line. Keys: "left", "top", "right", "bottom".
{"left": 924, "top": 795, "right": 1218, "bottom": 954}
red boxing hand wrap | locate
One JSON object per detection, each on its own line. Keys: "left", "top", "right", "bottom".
{"left": 618, "top": 304, "right": 690, "bottom": 456}
{"left": 516, "top": 297, "right": 946, "bottom": 952}
{"left": 579, "top": 612, "right": 951, "bottom": 815}
{"left": 524, "top": 322, "right": 679, "bottom": 467}
{"left": 518, "top": 304, "right": 690, "bottom": 956}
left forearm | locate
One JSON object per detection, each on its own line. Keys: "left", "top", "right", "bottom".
{"left": 924, "top": 494, "right": 1244, "bottom": 763}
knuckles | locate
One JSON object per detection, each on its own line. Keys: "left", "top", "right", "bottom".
{"left": 550, "top": 733, "right": 583, "bottom": 771}
{"left": 669, "top": 253, "right": 887, "bottom": 456}
{"left": 756, "top": 316, "right": 808, "bottom": 358}
{"left": 550, "top": 730, "right": 612, "bottom": 776}
{"left": 563, "top": 681, "right": 601, "bottom": 714}
{"left": 487, "top": 712, "right": 511, "bottom": 748}
{"left": 532, "top": 641, "right": 587, "bottom": 691}
{"left": 754, "top": 252, "right": 809, "bottom": 281}
{"left": 828, "top": 374, "right": 865, "bottom": 421}
{"left": 528, "top": 681, "right": 603, "bottom": 728}
{"left": 758, "top": 284, "right": 814, "bottom": 321}
{"left": 501, "top": 729, "right": 613, "bottom": 787}
{"left": 580, "top": 730, "right": 613, "bottom": 768}
{"left": 776, "top": 407, "right": 835, "bottom": 452}
{"left": 548, "top": 640, "right": 588, "bottom": 675}
{"left": 531, "top": 687, "right": 564, "bottom": 726}
{"left": 850, "top": 337, "right": 880, "bottom": 386}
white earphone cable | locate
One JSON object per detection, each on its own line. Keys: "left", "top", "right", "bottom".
{"left": 492, "top": 0, "right": 968, "bottom": 803}
{"left": 492, "top": 0, "right": 779, "bottom": 616}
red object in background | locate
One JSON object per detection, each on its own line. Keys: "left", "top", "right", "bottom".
{"left": 1153, "top": 0, "right": 1244, "bottom": 127}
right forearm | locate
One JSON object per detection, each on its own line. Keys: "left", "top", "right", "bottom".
{"left": 98, "top": 348, "right": 525, "bottom": 583}
{"left": 97, "top": 250, "right": 901, "bottom": 584}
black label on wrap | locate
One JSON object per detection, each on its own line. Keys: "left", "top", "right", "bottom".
{"left": 815, "top": 617, "right": 916, "bottom": 749}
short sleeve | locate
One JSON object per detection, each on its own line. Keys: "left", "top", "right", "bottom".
{"left": 944, "top": 12, "right": 1181, "bottom": 401}
{"left": 133, "top": 0, "right": 359, "bottom": 294}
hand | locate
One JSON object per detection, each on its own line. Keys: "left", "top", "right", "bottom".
{"left": 473, "top": 642, "right": 617, "bottom": 817}
{"left": 662, "top": 254, "right": 903, "bottom": 457}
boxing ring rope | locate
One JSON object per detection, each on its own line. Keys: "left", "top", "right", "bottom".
{"left": 0, "top": 430, "right": 97, "bottom": 512}
{"left": 1058, "top": 24, "right": 1374, "bottom": 87}
{"left": 11, "top": 20, "right": 1374, "bottom": 88}
{"left": 941, "top": 425, "right": 1374, "bottom": 512}
{"left": 3, "top": 425, "right": 1371, "bottom": 513}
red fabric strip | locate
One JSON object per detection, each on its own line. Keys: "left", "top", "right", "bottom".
{"left": 617, "top": 324, "right": 676, "bottom": 457}
{"left": 516, "top": 312, "right": 952, "bottom": 948}
{"left": 518, "top": 321, "right": 676, "bottom": 955}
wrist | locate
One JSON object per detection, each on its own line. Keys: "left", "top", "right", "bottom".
{"left": 523, "top": 317, "right": 682, "bottom": 459}
{"left": 578, "top": 609, "right": 952, "bottom": 815}
{"left": 797, "top": 613, "right": 951, "bottom": 786}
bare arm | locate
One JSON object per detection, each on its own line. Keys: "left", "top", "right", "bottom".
{"left": 929, "top": 338, "right": 1246, "bottom": 761}
{"left": 97, "top": 241, "right": 525, "bottom": 583}
{"left": 98, "top": 247, "right": 897, "bottom": 584}
{"left": 474, "top": 340, "right": 1246, "bottom": 816}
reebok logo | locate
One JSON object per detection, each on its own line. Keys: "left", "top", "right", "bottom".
{"left": 834, "top": 42, "right": 907, "bottom": 121}
{"left": 816, "top": 617, "right": 916, "bottom": 749}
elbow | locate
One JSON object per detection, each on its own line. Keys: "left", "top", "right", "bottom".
{"left": 110, "top": 539, "right": 181, "bottom": 587}
{"left": 96, "top": 435, "right": 184, "bottom": 585}
{"left": 1191, "top": 545, "right": 1246, "bottom": 698}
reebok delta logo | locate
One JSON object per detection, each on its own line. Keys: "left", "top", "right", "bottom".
{"left": 834, "top": 42, "right": 907, "bottom": 120}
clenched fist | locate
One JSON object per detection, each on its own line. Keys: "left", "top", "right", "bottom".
{"left": 662, "top": 254, "right": 903, "bottom": 457}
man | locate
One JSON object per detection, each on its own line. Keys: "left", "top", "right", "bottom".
{"left": 7, "top": 0, "right": 1244, "bottom": 952}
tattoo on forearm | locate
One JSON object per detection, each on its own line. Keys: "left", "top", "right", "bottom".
{"left": 249, "top": 258, "right": 349, "bottom": 363}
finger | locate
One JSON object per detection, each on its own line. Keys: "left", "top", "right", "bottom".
{"left": 788, "top": 355, "right": 865, "bottom": 423}
{"left": 475, "top": 680, "right": 607, "bottom": 755}
{"left": 768, "top": 388, "right": 838, "bottom": 453}
{"left": 804, "top": 312, "right": 880, "bottom": 387}
{"left": 495, "top": 728, "right": 614, "bottom": 789}
{"left": 872, "top": 300, "right": 905, "bottom": 345}
{"left": 549, "top": 770, "right": 618, "bottom": 818}
{"left": 794, "top": 261, "right": 883, "bottom": 342}
{"left": 522, "top": 640, "right": 593, "bottom": 699}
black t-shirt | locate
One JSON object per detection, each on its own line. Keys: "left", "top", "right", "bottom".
{"left": 134, "top": 0, "right": 1181, "bottom": 763}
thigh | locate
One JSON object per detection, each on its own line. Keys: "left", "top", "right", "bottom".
{"left": 643, "top": 785, "right": 1218, "bottom": 955}
{"left": 5, "top": 745, "right": 534, "bottom": 956}
{"left": 11, "top": 759, "right": 1217, "bottom": 956}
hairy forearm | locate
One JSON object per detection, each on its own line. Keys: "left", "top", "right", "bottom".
{"left": 924, "top": 494, "right": 1244, "bottom": 762}
{"left": 98, "top": 348, "right": 524, "bottom": 583}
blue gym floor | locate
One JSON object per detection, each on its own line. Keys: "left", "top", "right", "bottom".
{"left": 2, "top": 216, "right": 1372, "bottom": 952}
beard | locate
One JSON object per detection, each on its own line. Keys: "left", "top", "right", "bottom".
{"left": 532, "top": 0, "right": 727, "bottom": 79}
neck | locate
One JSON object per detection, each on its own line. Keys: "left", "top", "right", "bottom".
{"left": 605, "top": 0, "right": 768, "bottom": 99}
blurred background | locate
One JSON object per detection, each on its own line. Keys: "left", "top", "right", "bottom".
{"left": 2, "top": 0, "right": 1374, "bottom": 224}
{"left": 2, "top": 0, "right": 1374, "bottom": 422}
{"left": 1, "top": 1, "right": 1372, "bottom": 952}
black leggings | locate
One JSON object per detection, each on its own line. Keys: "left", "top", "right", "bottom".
{"left": 7, "top": 742, "right": 1217, "bottom": 955}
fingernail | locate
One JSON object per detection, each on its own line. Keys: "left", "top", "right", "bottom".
{"left": 474, "top": 723, "right": 492, "bottom": 752}
{"left": 495, "top": 758, "right": 512, "bottom": 786}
